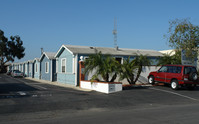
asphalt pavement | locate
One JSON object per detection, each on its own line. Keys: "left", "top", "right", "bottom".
{"left": 1, "top": 74, "right": 199, "bottom": 124}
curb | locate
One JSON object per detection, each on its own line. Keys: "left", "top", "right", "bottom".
{"left": 24, "top": 77, "right": 92, "bottom": 92}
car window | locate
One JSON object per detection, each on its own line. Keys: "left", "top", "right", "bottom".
{"left": 184, "top": 66, "right": 197, "bottom": 74}
{"left": 167, "top": 66, "right": 182, "bottom": 73}
{"left": 158, "top": 66, "right": 168, "bottom": 72}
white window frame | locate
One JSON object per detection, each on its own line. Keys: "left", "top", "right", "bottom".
{"left": 25, "top": 64, "right": 27, "bottom": 73}
{"left": 73, "top": 57, "right": 75, "bottom": 74}
{"left": 29, "top": 64, "right": 32, "bottom": 73}
{"left": 61, "top": 58, "right": 66, "bottom": 73}
{"left": 35, "top": 63, "right": 38, "bottom": 73}
{"left": 56, "top": 59, "right": 58, "bottom": 73}
{"left": 45, "top": 62, "right": 49, "bottom": 73}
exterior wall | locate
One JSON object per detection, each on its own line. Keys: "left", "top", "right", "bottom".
{"left": 41, "top": 56, "right": 51, "bottom": 81}
{"left": 34, "top": 61, "right": 40, "bottom": 79}
{"left": 28, "top": 63, "right": 34, "bottom": 78}
{"left": 24, "top": 63, "right": 29, "bottom": 77}
{"left": 57, "top": 48, "right": 76, "bottom": 85}
{"left": 81, "top": 81, "right": 122, "bottom": 94}
{"left": 80, "top": 54, "right": 161, "bottom": 85}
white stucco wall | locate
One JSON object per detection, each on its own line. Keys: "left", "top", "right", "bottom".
{"left": 85, "top": 66, "right": 161, "bottom": 85}
{"left": 81, "top": 81, "right": 122, "bottom": 94}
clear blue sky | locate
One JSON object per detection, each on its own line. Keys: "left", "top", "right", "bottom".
{"left": 1, "top": 0, "right": 199, "bottom": 62}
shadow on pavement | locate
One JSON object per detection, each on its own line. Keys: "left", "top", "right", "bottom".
{"left": 123, "top": 85, "right": 150, "bottom": 90}
{"left": 0, "top": 83, "right": 38, "bottom": 94}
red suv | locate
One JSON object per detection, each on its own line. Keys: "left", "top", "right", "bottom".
{"left": 148, "top": 65, "right": 199, "bottom": 90}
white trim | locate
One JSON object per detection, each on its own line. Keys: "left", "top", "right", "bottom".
{"left": 55, "top": 45, "right": 74, "bottom": 58}
{"left": 75, "top": 54, "right": 78, "bottom": 86}
{"left": 45, "top": 62, "right": 49, "bottom": 73}
{"left": 40, "top": 52, "right": 50, "bottom": 61}
{"left": 56, "top": 72, "right": 74, "bottom": 75}
{"left": 73, "top": 57, "right": 75, "bottom": 74}
{"left": 61, "top": 58, "right": 66, "bottom": 73}
{"left": 35, "top": 63, "right": 38, "bottom": 73}
{"left": 50, "top": 60, "right": 53, "bottom": 81}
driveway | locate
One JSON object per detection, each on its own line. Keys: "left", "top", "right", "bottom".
{"left": 1, "top": 74, "right": 199, "bottom": 124}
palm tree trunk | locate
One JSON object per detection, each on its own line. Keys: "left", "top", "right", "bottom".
{"left": 133, "top": 66, "right": 142, "bottom": 84}
{"left": 110, "top": 73, "right": 117, "bottom": 82}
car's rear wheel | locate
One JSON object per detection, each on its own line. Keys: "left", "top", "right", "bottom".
{"left": 171, "top": 80, "right": 179, "bottom": 90}
{"left": 189, "top": 72, "right": 198, "bottom": 81}
{"left": 148, "top": 75, "right": 155, "bottom": 85}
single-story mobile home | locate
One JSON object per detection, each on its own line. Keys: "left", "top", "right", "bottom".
{"left": 33, "top": 58, "right": 40, "bottom": 79}
{"left": 28, "top": 60, "right": 34, "bottom": 78}
{"left": 55, "top": 45, "right": 163, "bottom": 86}
{"left": 40, "top": 52, "right": 56, "bottom": 82}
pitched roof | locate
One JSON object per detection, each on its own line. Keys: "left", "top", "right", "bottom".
{"left": 34, "top": 58, "right": 40, "bottom": 62}
{"left": 57, "top": 45, "right": 163, "bottom": 57}
{"left": 45, "top": 52, "right": 56, "bottom": 59}
{"left": 40, "top": 52, "right": 56, "bottom": 61}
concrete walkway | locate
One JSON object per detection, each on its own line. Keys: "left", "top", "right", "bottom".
{"left": 24, "top": 77, "right": 92, "bottom": 92}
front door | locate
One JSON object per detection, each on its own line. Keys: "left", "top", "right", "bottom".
{"left": 155, "top": 66, "right": 168, "bottom": 82}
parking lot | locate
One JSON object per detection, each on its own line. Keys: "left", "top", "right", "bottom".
{"left": 1, "top": 74, "right": 199, "bottom": 124}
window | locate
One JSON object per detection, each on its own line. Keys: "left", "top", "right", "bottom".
{"left": 184, "top": 66, "right": 197, "bottom": 74}
{"left": 73, "top": 57, "right": 75, "bottom": 73}
{"left": 25, "top": 64, "right": 27, "bottom": 72}
{"left": 29, "top": 64, "right": 32, "bottom": 72}
{"left": 168, "top": 66, "right": 182, "bottom": 73}
{"left": 45, "top": 62, "right": 49, "bottom": 73}
{"left": 115, "top": 57, "right": 122, "bottom": 64}
{"left": 158, "top": 66, "right": 168, "bottom": 72}
{"left": 61, "top": 58, "right": 66, "bottom": 73}
{"left": 35, "top": 63, "right": 38, "bottom": 73}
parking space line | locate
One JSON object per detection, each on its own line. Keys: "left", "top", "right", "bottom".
{"left": 32, "top": 84, "right": 47, "bottom": 90}
{"left": 150, "top": 87, "right": 198, "bottom": 101}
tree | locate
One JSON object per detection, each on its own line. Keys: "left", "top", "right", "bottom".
{"left": 119, "top": 57, "right": 137, "bottom": 84}
{"left": 157, "top": 50, "right": 181, "bottom": 65}
{"left": 119, "top": 55, "right": 151, "bottom": 84}
{"left": 84, "top": 51, "right": 120, "bottom": 82}
{"left": 165, "top": 18, "right": 199, "bottom": 60}
{"left": 133, "top": 54, "right": 151, "bottom": 83}
{"left": 0, "top": 29, "right": 25, "bottom": 72}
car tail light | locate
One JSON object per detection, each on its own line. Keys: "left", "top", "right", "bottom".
{"left": 183, "top": 75, "right": 188, "bottom": 81}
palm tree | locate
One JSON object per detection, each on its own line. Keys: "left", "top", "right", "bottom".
{"left": 133, "top": 54, "right": 151, "bottom": 84}
{"left": 119, "top": 54, "right": 151, "bottom": 84}
{"left": 119, "top": 57, "right": 137, "bottom": 84}
{"left": 84, "top": 51, "right": 120, "bottom": 82}
{"left": 157, "top": 50, "right": 181, "bottom": 65}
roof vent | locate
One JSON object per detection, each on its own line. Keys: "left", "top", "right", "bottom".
{"left": 116, "top": 46, "right": 119, "bottom": 51}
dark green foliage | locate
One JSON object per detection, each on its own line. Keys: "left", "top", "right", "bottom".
{"left": 119, "top": 55, "right": 151, "bottom": 84}
{"left": 84, "top": 51, "right": 151, "bottom": 84}
{"left": 157, "top": 50, "right": 181, "bottom": 65}
{"left": 84, "top": 51, "right": 120, "bottom": 82}
{"left": 0, "top": 29, "right": 25, "bottom": 72}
